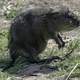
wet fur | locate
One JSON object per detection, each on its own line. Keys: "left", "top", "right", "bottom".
{"left": 3, "top": 7, "right": 80, "bottom": 71}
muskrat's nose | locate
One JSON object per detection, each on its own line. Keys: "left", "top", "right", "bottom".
{"left": 75, "top": 19, "right": 80, "bottom": 27}
{"left": 79, "top": 21, "right": 80, "bottom": 26}
{"left": 77, "top": 17, "right": 80, "bottom": 26}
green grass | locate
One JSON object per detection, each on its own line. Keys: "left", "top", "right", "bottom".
{"left": 0, "top": 28, "right": 80, "bottom": 80}
{"left": 5, "top": 9, "right": 17, "bottom": 19}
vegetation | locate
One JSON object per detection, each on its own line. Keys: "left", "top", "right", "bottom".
{"left": 0, "top": 0, "right": 80, "bottom": 80}
{"left": 0, "top": 28, "right": 80, "bottom": 80}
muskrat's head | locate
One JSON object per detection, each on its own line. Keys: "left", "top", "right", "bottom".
{"left": 60, "top": 9, "right": 80, "bottom": 31}
{"left": 47, "top": 7, "right": 80, "bottom": 32}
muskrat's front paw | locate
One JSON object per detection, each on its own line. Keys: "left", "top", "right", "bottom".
{"left": 58, "top": 42, "right": 65, "bottom": 49}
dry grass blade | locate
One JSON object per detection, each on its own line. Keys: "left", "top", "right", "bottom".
{"left": 65, "top": 63, "right": 79, "bottom": 80}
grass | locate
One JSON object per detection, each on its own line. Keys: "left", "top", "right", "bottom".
{"left": 5, "top": 9, "right": 17, "bottom": 19}
{"left": 0, "top": 28, "right": 80, "bottom": 80}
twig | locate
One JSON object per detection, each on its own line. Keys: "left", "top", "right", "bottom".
{"left": 63, "top": 49, "right": 74, "bottom": 60}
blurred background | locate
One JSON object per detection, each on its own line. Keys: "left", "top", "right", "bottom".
{"left": 0, "top": 0, "right": 80, "bottom": 80}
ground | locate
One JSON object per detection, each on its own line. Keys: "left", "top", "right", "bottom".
{"left": 0, "top": 0, "right": 80, "bottom": 80}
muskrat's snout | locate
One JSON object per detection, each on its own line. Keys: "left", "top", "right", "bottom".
{"left": 75, "top": 17, "right": 80, "bottom": 26}
{"left": 78, "top": 20, "right": 80, "bottom": 26}
{"left": 73, "top": 14, "right": 80, "bottom": 27}
{"left": 66, "top": 10, "right": 80, "bottom": 28}
{"left": 71, "top": 16, "right": 80, "bottom": 28}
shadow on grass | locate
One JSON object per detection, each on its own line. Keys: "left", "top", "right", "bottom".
{"left": 0, "top": 57, "right": 59, "bottom": 77}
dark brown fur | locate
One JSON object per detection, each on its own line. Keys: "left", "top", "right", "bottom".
{"left": 3, "top": 7, "right": 80, "bottom": 71}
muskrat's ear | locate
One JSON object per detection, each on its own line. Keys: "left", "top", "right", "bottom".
{"left": 65, "top": 8, "right": 75, "bottom": 17}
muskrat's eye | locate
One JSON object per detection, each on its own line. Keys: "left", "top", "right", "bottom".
{"left": 69, "top": 20, "right": 72, "bottom": 24}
